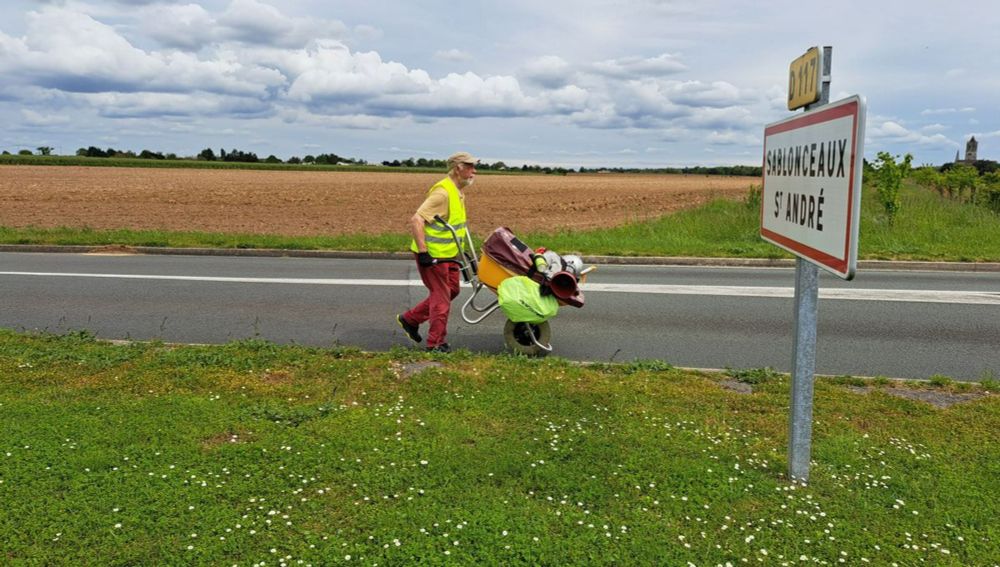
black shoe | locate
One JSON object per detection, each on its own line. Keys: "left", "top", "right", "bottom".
{"left": 396, "top": 314, "right": 422, "bottom": 344}
{"left": 427, "top": 343, "right": 451, "bottom": 353}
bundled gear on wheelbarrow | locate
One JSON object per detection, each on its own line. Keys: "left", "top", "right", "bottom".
{"left": 456, "top": 226, "right": 593, "bottom": 355}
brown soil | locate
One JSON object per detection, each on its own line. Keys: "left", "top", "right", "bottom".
{"left": 0, "top": 166, "right": 757, "bottom": 237}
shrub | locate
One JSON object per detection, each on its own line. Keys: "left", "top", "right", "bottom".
{"left": 871, "top": 151, "right": 913, "bottom": 224}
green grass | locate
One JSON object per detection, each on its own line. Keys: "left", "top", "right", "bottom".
{"left": 1, "top": 330, "right": 997, "bottom": 565}
{"left": 3, "top": 174, "right": 1000, "bottom": 261}
{"left": 0, "top": 225, "right": 407, "bottom": 251}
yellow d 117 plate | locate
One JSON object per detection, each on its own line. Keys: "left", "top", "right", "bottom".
{"left": 788, "top": 47, "right": 822, "bottom": 110}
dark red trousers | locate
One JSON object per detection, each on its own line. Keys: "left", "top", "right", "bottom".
{"left": 402, "top": 256, "right": 461, "bottom": 348}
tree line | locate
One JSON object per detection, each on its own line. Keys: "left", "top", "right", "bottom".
{"left": 4, "top": 145, "right": 763, "bottom": 176}
{"left": 69, "top": 146, "right": 369, "bottom": 166}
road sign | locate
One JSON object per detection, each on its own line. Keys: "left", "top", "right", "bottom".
{"left": 761, "top": 95, "right": 866, "bottom": 280}
{"left": 788, "top": 47, "right": 823, "bottom": 110}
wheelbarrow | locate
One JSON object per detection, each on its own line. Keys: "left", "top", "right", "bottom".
{"left": 432, "top": 216, "right": 593, "bottom": 356}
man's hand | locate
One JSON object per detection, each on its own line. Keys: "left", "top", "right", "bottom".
{"left": 417, "top": 252, "right": 436, "bottom": 266}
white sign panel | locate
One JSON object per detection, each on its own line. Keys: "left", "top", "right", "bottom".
{"left": 761, "top": 95, "right": 866, "bottom": 280}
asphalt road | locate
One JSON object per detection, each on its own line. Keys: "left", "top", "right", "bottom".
{"left": 1, "top": 251, "right": 998, "bottom": 381}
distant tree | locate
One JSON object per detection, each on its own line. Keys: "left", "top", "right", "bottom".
{"left": 36, "top": 146, "right": 53, "bottom": 156}
{"left": 402, "top": 157, "right": 416, "bottom": 167}
{"left": 303, "top": 155, "right": 315, "bottom": 163}
{"left": 943, "top": 164, "right": 979, "bottom": 202}
{"left": 264, "top": 154, "right": 282, "bottom": 164}
{"left": 165, "top": 153, "right": 178, "bottom": 160}
{"left": 871, "top": 151, "right": 913, "bottom": 224}
{"left": 79, "top": 146, "right": 106, "bottom": 157}
{"left": 2, "top": 150, "right": 10, "bottom": 156}
{"left": 18, "top": 149, "right": 33, "bottom": 156}
{"left": 287, "top": 156, "right": 302, "bottom": 164}
{"left": 911, "top": 166, "right": 945, "bottom": 197}
{"left": 314, "top": 153, "right": 334, "bottom": 164}
{"left": 139, "top": 149, "right": 165, "bottom": 160}
{"left": 971, "top": 160, "right": 999, "bottom": 176}
{"left": 198, "top": 148, "right": 217, "bottom": 161}
{"left": 107, "top": 148, "right": 134, "bottom": 158}
{"left": 220, "top": 149, "right": 258, "bottom": 163}
{"left": 979, "top": 171, "right": 1000, "bottom": 213}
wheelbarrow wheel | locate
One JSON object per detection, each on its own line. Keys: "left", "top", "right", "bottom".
{"left": 503, "top": 319, "right": 552, "bottom": 357}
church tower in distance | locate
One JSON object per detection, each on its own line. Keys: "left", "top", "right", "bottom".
{"left": 965, "top": 136, "right": 978, "bottom": 163}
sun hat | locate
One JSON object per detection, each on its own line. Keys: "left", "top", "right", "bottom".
{"left": 447, "top": 151, "right": 479, "bottom": 169}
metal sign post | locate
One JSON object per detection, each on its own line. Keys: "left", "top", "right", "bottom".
{"left": 787, "top": 47, "right": 831, "bottom": 482}
{"left": 762, "top": 45, "right": 872, "bottom": 482}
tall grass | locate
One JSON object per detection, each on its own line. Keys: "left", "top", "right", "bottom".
{"left": 526, "top": 198, "right": 785, "bottom": 258}
{"left": 860, "top": 181, "right": 1000, "bottom": 261}
{"left": 531, "top": 180, "right": 1000, "bottom": 260}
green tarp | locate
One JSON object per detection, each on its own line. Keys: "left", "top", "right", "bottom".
{"left": 497, "top": 276, "right": 559, "bottom": 324}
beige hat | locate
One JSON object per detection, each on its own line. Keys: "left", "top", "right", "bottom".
{"left": 447, "top": 151, "right": 479, "bottom": 169}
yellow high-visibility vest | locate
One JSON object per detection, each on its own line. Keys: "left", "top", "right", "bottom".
{"left": 410, "top": 177, "right": 467, "bottom": 258}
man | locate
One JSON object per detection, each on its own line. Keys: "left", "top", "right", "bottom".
{"left": 396, "top": 151, "right": 478, "bottom": 353}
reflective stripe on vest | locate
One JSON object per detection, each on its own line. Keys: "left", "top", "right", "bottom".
{"left": 410, "top": 177, "right": 467, "bottom": 258}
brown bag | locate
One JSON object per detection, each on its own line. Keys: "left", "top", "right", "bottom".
{"left": 481, "top": 227, "right": 584, "bottom": 308}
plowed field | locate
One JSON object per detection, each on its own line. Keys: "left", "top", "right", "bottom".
{"left": 0, "top": 166, "right": 756, "bottom": 236}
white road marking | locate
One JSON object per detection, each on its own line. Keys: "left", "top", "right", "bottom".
{"left": 2, "top": 271, "right": 998, "bottom": 305}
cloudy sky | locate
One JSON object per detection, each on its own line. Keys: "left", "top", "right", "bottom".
{"left": 1, "top": 0, "right": 997, "bottom": 168}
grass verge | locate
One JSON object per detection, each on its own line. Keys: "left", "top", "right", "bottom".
{"left": 3, "top": 181, "right": 1000, "bottom": 261}
{"left": 1, "top": 330, "right": 997, "bottom": 565}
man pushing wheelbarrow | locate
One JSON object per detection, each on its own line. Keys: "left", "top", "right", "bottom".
{"left": 396, "top": 151, "right": 479, "bottom": 353}
{"left": 396, "top": 151, "right": 593, "bottom": 355}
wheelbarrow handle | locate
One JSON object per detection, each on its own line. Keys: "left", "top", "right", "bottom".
{"left": 432, "top": 215, "right": 478, "bottom": 280}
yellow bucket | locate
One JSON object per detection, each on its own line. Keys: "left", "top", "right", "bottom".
{"left": 477, "top": 253, "right": 516, "bottom": 290}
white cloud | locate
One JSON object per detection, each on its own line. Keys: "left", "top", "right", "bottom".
{"left": 921, "top": 107, "right": 975, "bottom": 116}
{"left": 868, "top": 120, "right": 956, "bottom": 148}
{"left": 21, "top": 108, "right": 70, "bottom": 126}
{"left": 434, "top": 49, "right": 472, "bottom": 63}
{"left": 77, "top": 91, "right": 273, "bottom": 118}
{"left": 921, "top": 123, "right": 948, "bottom": 133}
{"left": 390, "top": 72, "right": 540, "bottom": 117}
{"left": 278, "top": 108, "right": 398, "bottom": 130}
{"left": 2, "top": 7, "right": 285, "bottom": 97}
{"left": 285, "top": 41, "right": 431, "bottom": 104}
{"left": 352, "top": 25, "right": 382, "bottom": 42}
{"left": 139, "top": 3, "right": 216, "bottom": 50}
{"left": 706, "top": 130, "right": 759, "bottom": 146}
{"left": 590, "top": 53, "right": 686, "bottom": 78}
{"left": 137, "top": 0, "right": 349, "bottom": 50}
{"left": 666, "top": 80, "right": 742, "bottom": 108}
{"left": 682, "top": 106, "right": 755, "bottom": 130}
{"left": 219, "top": 0, "right": 292, "bottom": 42}
{"left": 520, "top": 56, "right": 573, "bottom": 89}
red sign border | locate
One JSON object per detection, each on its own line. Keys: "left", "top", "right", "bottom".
{"left": 760, "top": 96, "right": 864, "bottom": 279}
